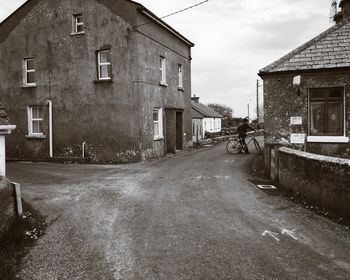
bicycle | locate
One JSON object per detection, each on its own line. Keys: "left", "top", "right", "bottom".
{"left": 226, "top": 133, "right": 261, "bottom": 154}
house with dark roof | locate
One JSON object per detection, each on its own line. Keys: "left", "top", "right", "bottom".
{"left": 259, "top": 0, "right": 350, "bottom": 172}
{"left": 0, "top": 0, "right": 194, "bottom": 163}
{"left": 191, "top": 96, "right": 222, "bottom": 142}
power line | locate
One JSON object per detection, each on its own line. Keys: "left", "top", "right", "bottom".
{"left": 132, "top": 0, "right": 209, "bottom": 29}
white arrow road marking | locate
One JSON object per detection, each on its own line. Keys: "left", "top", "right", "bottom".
{"left": 282, "top": 229, "right": 298, "bottom": 240}
{"left": 262, "top": 230, "right": 280, "bottom": 242}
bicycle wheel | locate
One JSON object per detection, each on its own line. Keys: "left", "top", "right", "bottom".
{"left": 253, "top": 138, "right": 262, "bottom": 154}
{"left": 226, "top": 139, "right": 242, "bottom": 154}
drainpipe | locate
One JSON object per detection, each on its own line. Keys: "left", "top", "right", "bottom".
{"left": 47, "top": 100, "right": 53, "bottom": 158}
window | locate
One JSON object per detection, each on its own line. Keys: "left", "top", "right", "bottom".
{"left": 178, "top": 64, "right": 184, "bottom": 89}
{"left": 309, "top": 88, "right": 344, "bottom": 137}
{"left": 97, "top": 50, "right": 111, "bottom": 80}
{"left": 159, "top": 56, "right": 167, "bottom": 86}
{"left": 153, "top": 108, "right": 163, "bottom": 140}
{"left": 23, "top": 58, "right": 36, "bottom": 86}
{"left": 27, "top": 106, "right": 43, "bottom": 136}
{"left": 72, "top": 13, "right": 84, "bottom": 34}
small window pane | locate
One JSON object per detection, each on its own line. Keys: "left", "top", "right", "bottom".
{"left": 310, "top": 89, "right": 326, "bottom": 100}
{"left": 76, "top": 15, "right": 83, "bottom": 23}
{"left": 27, "top": 72, "right": 35, "bottom": 84}
{"left": 310, "top": 103, "right": 325, "bottom": 135}
{"left": 328, "top": 89, "right": 342, "bottom": 99}
{"left": 32, "top": 107, "right": 40, "bottom": 119}
{"left": 100, "top": 65, "right": 109, "bottom": 78}
{"left": 32, "top": 121, "right": 41, "bottom": 134}
{"left": 154, "top": 123, "right": 159, "bottom": 136}
{"left": 76, "top": 25, "right": 84, "bottom": 33}
{"left": 153, "top": 110, "right": 159, "bottom": 122}
{"left": 327, "top": 102, "right": 343, "bottom": 134}
{"left": 27, "top": 59, "right": 35, "bottom": 70}
{"left": 100, "top": 52, "right": 110, "bottom": 63}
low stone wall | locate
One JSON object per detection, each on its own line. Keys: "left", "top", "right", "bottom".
{"left": 277, "top": 147, "right": 350, "bottom": 217}
{"left": 0, "top": 178, "right": 16, "bottom": 236}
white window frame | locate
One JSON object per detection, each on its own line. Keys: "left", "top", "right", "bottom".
{"left": 153, "top": 108, "right": 164, "bottom": 140}
{"left": 23, "top": 58, "right": 36, "bottom": 87}
{"left": 159, "top": 56, "right": 167, "bottom": 86}
{"left": 178, "top": 64, "right": 184, "bottom": 90}
{"left": 27, "top": 106, "right": 44, "bottom": 137}
{"left": 72, "top": 13, "right": 84, "bottom": 35}
{"left": 97, "top": 50, "right": 111, "bottom": 80}
{"left": 307, "top": 87, "right": 349, "bottom": 143}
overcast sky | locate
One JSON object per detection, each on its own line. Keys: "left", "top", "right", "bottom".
{"left": 0, "top": 0, "right": 334, "bottom": 118}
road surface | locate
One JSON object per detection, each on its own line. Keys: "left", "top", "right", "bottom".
{"left": 7, "top": 143, "right": 350, "bottom": 279}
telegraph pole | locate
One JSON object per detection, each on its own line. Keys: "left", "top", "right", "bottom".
{"left": 247, "top": 104, "right": 250, "bottom": 121}
{"left": 256, "top": 79, "right": 259, "bottom": 124}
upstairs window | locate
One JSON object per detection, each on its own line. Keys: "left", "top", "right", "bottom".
{"left": 72, "top": 13, "right": 84, "bottom": 34}
{"left": 309, "top": 87, "right": 344, "bottom": 136}
{"left": 97, "top": 50, "right": 111, "bottom": 80}
{"left": 27, "top": 106, "right": 43, "bottom": 136}
{"left": 23, "top": 58, "right": 36, "bottom": 87}
{"left": 178, "top": 64, "right": 184, "bottom": 89}
{"left": 159, "top": 56, "right": 167, "bottom": 86}
{"left": 153, "top": 108, "right": 163, "bottom": 140}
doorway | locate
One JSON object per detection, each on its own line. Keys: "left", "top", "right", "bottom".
{"left": 176, "top": 111, "right": 183, "bottom": 150}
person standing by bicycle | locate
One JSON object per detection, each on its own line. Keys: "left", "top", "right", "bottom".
{"left": 237, "top": 118, "right": 255, "bottom": 154}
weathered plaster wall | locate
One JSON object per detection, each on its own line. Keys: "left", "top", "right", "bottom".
{"left": 0, "top": 0, "right": 193, "bottom": 163}
{"left": 135, "top": 13, "right": 193, "bottom": 159}
{"left": 263, "top": 70, "right": 350, "bottom": 159}
{"left": 0, "top": 178, "right": 15, "bottom": 237}
{"left": 277, "top": 147, "right": 350, "bottom": 218}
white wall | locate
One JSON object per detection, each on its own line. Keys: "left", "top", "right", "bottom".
{"left": 202, "top": 118, "right": 222, "bottom": 137}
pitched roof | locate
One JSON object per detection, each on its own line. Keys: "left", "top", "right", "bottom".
{"left": 191, "top": 101, "right": 222, "bottom": 119}
{"left": 259, "top": 19, "right": 350, "bottom": 75}
{"left": 0, "top": 0, "right": 194, "bottom": 47}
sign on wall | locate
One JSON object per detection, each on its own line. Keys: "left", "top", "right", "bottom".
{"left": 290, "top": 133, "right": 305, "bottom": 144}
{"left": 290, "top": 117, "right": 302, "bottom": 125}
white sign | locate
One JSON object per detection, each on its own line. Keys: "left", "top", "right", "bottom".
{"left": 290, "top": 116, "right": 302, "bottom": 125}
{"left": 290, "top": 133, "right": 305, "bottom": 144}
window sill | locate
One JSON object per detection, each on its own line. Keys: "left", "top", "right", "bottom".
{"left": 159, "top": 82, "right": 168, "bottom": 87}
{"left": 26, "top": 134, "right": 46, "bottom": 139}
{"left": 71, "top": 32, "right": 85, "bottom": 36}
{"left": 93, "top": 79, "right": 113, "bottom": 84}
{"left": 154, "top": 136, "right": 164, "bottom": 141}
{"left": 21, "top": 84, "right": 37, "bottom": 88}
{"left": 307, "top": 136, "right": 349, "bottom": 143}
{"left": 178, "top": 87, "right": 184, "bottom": 91}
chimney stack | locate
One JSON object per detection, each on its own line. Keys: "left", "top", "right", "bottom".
{"left": 191, "top": 95, "right": 199, "bottom": 103}
{"left": 334, "top": 0, "right": 350, "bottom": 23}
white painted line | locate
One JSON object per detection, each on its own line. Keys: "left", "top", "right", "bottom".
{"left": 282, "top": 229, "right": 298, "bottom": 241}
{"left": 262, "top": 230, "right": 280, "bottom": 242}
{"left": 257, "top": 184, "right": 277, "bottom": 190}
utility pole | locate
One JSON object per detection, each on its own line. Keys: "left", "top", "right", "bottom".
{"left": 256, "top": 79, "right": 259, "bottom": 124}
{"left": 247, "top": 103, "right": 250, "bottom": 121}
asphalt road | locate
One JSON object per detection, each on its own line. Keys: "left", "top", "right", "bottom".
{"left": 7, "top": 143, "right": 350, "bottom": 280}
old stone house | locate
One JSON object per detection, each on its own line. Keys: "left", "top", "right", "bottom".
{"left": 0, "top": 0, "right": 194, "bottom": 163}
{"left": 259, "top": 0, "right": 350, "bottom": 171}
{"left": 191, "top": 96, "right": 222, "bottom": 143}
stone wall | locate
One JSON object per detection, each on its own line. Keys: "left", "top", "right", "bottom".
{"left": 0, "top": 178, "right": 15, "bottom": 237}
{"left": 263, "top": 70, "right": 350, "bottom": 159}
{"left": 276, "top": 147, "right": 350, "bottom": 218}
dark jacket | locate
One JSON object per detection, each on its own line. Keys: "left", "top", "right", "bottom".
{"left": 237, "top": 123, "right": 254, "bottom": 137}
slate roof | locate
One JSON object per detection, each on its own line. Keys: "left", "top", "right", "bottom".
{"left": 191, "top": 101, "right": 222, "bottom": 119}
{"left": 259, "top": 19, "right": 350, "bottom": 74}
{"left": 0, "top": 102, "right": 10, "bottom": 126}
